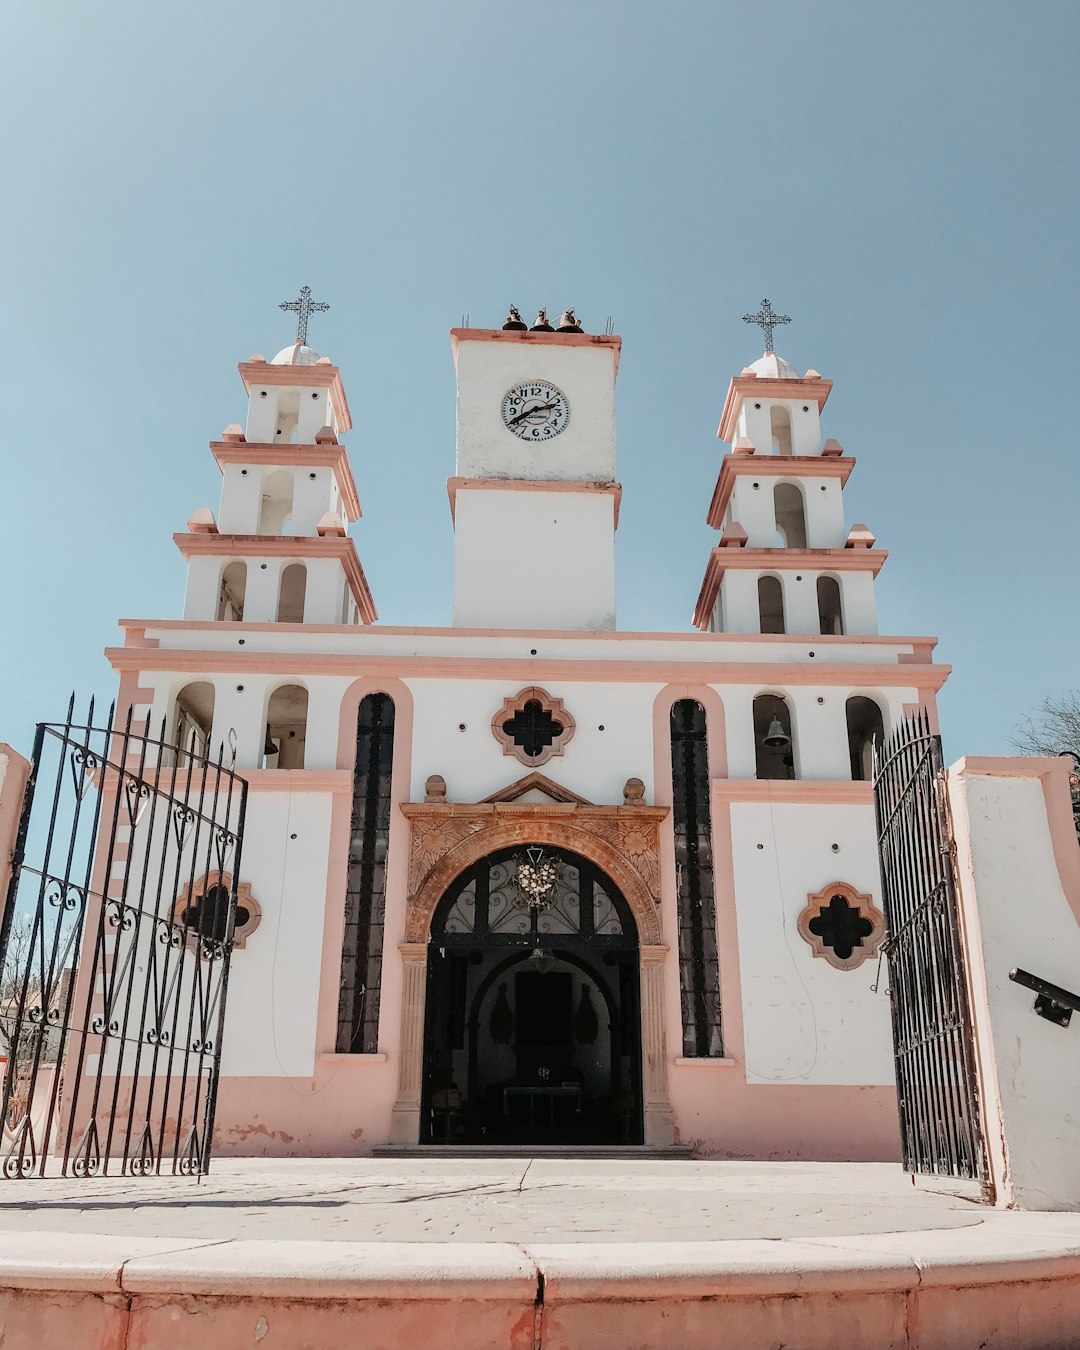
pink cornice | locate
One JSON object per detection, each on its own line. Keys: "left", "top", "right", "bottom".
{"left": 693, "top": 547, "right": 889, "bottom": 631}
{"left": 446, "top": 476, "right": 622, "bottom": 526}
{"left": 210, "top": 442, "right": 362, "bottom": 522}
{"left": 707, "top": 456, "right": 856, "bottom": 530}
{"left": 718, "top": 374, "right": 833, "bottom": 442}
{"left": 104, "top": 646, "right": 951, "bottom": 691}
{"left": 238, "top": 361, "right": 351, "bottom": 432}
{"left": 118, "top": 617, "right": 940, "bottom": 652}
{"left": 450, "top": 327, "right": 622, "bottom": 376}
{"left": 172, "top": 533, "right": 377, "bottom": 624}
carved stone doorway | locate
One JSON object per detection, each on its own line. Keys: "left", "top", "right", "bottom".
{"left": 421, "top": 847, "right": 642, "bottom": 1146}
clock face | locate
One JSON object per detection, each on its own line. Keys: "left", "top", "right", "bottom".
{"left": 501, "top": 381, "right": 571, "bottom": 441}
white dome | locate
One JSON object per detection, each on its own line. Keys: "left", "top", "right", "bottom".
{"left": 271, "top": 341, "right": 321, "bottom": 366}
{"left": 744, "top": 351, "right": 800, "bottom": 380}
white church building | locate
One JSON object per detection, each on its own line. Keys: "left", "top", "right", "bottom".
{"left": 103, "top": 297, "right": 948, "bottom": 1159}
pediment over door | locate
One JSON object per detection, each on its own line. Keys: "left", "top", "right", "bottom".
{"left": 399, "top": 794, "right": 669, "bottom": 946}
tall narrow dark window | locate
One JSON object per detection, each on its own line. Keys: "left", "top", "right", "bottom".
{"left": 670, "top": 700, "right": 723, "bottom": 1057}
{"left": 336, "top": 693, "right": 395, "bottom": 1053}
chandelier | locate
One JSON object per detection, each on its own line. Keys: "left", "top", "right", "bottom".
{"left": 515, "top": 846, "right": 560, "bottom": 909}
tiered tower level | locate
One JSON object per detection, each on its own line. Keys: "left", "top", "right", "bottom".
{"left": 104, "top": 305, "right": 948, "bottom": 1159}
{"left": 694, "top": 350, "right": 881, "bottom": 642}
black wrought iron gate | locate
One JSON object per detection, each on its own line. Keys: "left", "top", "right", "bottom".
{"left": 873, "top": 712, "right": 985, "bottom": 1183}
{"left": 0, "top": 699, "right": 247, "bottom": 1178}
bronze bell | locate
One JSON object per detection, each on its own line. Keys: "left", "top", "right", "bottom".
{"left": 762, "top": 717, "right": 792, "bottom": 751}
{"left": 502, "top": 305, "right": 526, "bottom": 331}
{"left": 530, "top": 308, "right": 554, "bottom": 332}
{"left": 556, "top": 307, "right": 583, "bottom": 333}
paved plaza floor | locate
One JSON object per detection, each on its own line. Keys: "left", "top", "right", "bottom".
{"left": 3, "top": 1157, "right": 994, "bottom": 1244}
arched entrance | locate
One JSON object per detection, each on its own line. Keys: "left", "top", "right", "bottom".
{"left": 421, "top": 846, "right": 643, "bottom": 1145}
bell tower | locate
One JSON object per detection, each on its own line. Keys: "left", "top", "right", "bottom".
{"left": 176, "top": 289, "right": 376, "bottom": 629}
{"left": 694, "top": 302, "right": 885, "bottom": 637}
{"left": 449, "top": 307, "right": 622, "bottom": 631}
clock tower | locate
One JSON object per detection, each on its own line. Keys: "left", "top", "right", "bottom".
{"left": 449, "top": 309, "right": 621, "bottom": 630}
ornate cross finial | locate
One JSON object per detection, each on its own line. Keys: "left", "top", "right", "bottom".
{"left": 279, "top": 285, "right": 330, "bottom": 345}
{"left": 742, "top": 298, "right": 791, "bottom": 354}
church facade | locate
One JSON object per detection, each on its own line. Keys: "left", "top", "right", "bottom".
{"left": 105, "top": 301, "right": 946, "bottom": 1158}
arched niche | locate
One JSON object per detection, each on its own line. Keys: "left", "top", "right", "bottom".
{"left": 773, "top": 482, "right": 807, "bottom": 549}
{"left": 217, "top": 561, "right": 246, "bottom": 621}
{"left": 264, "top": 683, "right": 308, "bottom": 769}
{"left": 770, "top": 406, "right": 793, "bottom": 456}
{"left": 258, "top": 469, "right": 294, "bottom": 536}
{"left": 753, "top": 693, "right": 797, "bottom": 780}
{"left": 174, "top": 681, "right": 215, "bottom": 763}
{"left": 277, "top": 562, "right": 307, "bottom": 623}
{"left": 846, "top": 696, "right": 886, "bottom": 782}
{"left": 817, "top": 576, "right": 843, "bottom": 635}
{"left": 758, "top": 575, "right": 785, "bottom": 634}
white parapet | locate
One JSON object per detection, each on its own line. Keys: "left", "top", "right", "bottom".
{"left": 947, "top": 754, "right": 1080, "bottom": 1210}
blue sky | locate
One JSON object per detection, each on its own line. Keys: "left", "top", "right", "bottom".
{"left": 2, "top": 0, "right": 1078, "bottom": 761}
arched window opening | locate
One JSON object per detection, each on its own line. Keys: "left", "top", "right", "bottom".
{"left": 217, "top": 561, "right": 246, "bottom": 622}
{"left": 337, "top": 693, "right": 396, "bottom": 1054}
{"left": 846, "top": 696, "right": 885, "bottom": 782}
{"left": 276, "top": 563, "right": 307, "bottom": 623}
{"left": 758, "top": 576, "right": 785, "bottom": 634}
{"left": 174, "top": 681, "right": 215, "bottom": 765}
{"left": 770, "top": 406, "right": 793, "bottom": 456}
{"left": 263, "top": 684, "right": 307, "bottom": 769}
{"left": 773, "top": 483, "right": 807, "bottom": 549}
{"left": 817, "top": 576, "right": 843, "bottom": 635}
{"left": 258, "top": 470, "right": 294, "bottom": 536}
{"left": 754, "top": 694, "right": 796, "bottom": 780}
{"left": 670, "top": 700, "right": 723, "bottom": 1057}
{"left": 274, "top": 390, "right": 300, "bottom": 443}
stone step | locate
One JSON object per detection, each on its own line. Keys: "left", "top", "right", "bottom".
{"left": 371, "top": 1144, "right": 695, "bottom": 1160}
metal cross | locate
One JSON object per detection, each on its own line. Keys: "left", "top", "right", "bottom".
{"left": 742, "top": 298, "right": 791, "bottom": 354}
{"left": 279, "top": 286, "right": 330, "bottom": 345}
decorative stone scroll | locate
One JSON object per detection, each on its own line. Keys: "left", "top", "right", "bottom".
{"left": 400, "top": 798, "right": 668, "bottom": 946}
{"left": 797, "top": 882, "right": 884, "bottom": 972}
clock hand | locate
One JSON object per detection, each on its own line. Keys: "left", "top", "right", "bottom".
{"left": 509, "top": 399, "right": 557, "bottom": 427}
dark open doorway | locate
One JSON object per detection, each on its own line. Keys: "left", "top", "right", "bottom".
{"left": 421, "top": 846, "right": 643, "bottom": 1146}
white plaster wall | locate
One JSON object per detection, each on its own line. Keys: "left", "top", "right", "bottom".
{"left": 405, "top": 678, "right": 662, "bottom": 805}
{"left": 139, "top": 673, "right": 354, "bottom": 773}
{"left": 728, "top": 800, "right": 895, "bottom": 1085}
{"left": 296, "top": 388, "right": 330, "bottom": 443}
{"left": 728, "top": 478, "right": 778, "bottom": 546}
{"left": 718, "top": 684, "right": 912, "bottom": 782}
{"left": 455, "top": 339, "right": 617, "bottom": 482}
{"left": 810, "top": 479, "right": 846, "bottom": 546}
{"left": 837, "top": 570, "right": 878, "bottom": 635}
{"left": 453, "top": 489, "right": 616, "bottom": 630}
{"left": 736, "top": 399, "right": 822, "bottom": 456}
{"left": 948, "top": 761, "right": 1080, "bottom": 1209}
{"left": 218, "top": 466, "right": 264, "bottom": 535}
{"left": 183, "top": 556, "right": 222, "bottom": 621}
{"left": 717, "top": 571, "right": 758, "bottom": 634}
{"left": 245, "top": 387, "right": 281, "bottom": 444}
{"left": 290, "top": 466, "right": 335, "bottom": 536}
{"left": 219, "top": 791, "right": 334, "bottom": 1077}
{"left": 243, "top": 560, "right": 280, "bottom": 623}
{"left": 302, "top": 558, "right": 347, "bottom": 625}
{"left": 143, "top": 620, "right": 928, "bottom": 669}
{"left": 728, "top": 473, "right": 845, "bottom": 550}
